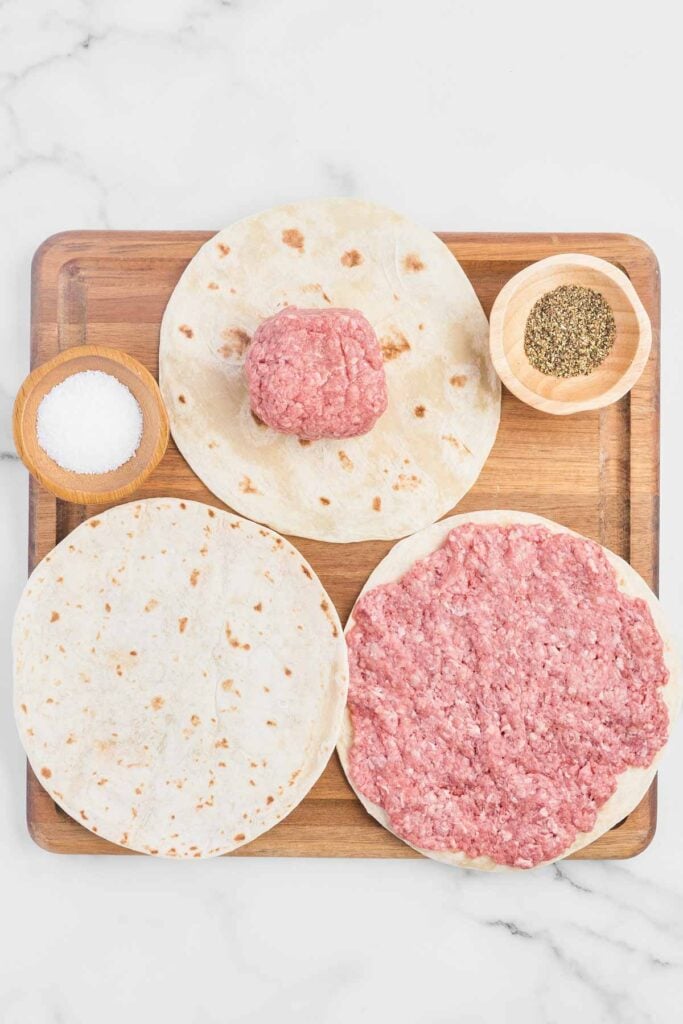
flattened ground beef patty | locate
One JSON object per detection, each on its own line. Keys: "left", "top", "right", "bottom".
{"left": 347, "top": 524, "right": 669, "bottom": 868}
{"left": 245, "top": 307, "right": 387, "bottom": 440}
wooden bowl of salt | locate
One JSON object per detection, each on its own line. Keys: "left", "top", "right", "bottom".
{"left": 13, "top": 346, "right": 169, "bottom": 504}
{"left": 489, "top": 253, "right": 652, "bottom": 415}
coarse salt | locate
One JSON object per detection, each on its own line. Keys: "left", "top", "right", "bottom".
{"left": 37, "top": 370, "right": 143, "bottom": 474}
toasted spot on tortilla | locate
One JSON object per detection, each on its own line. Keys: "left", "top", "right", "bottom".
{"left": 233, "top": 832, "right": 246, "bottom": 841}
{"left": 450, "top": 374, "right": 468, "bottom": 387}
{"left": 341, "top": 249, "right": 363, "bottom": 267}
{"left": 208, "top": 509, "right": 216, "bottom": 518}
{"left": 302, "top": 282, "right": 331, "bottom": 303}
{"left": 104, "top": 603, "right": 111, "bottom": 613}
{"left": 392, "top": 473, "right": 421, "bottom": 491}
{"left": 190, "top": 714, "right": 200, "bottom": 726}
{"left": 320, "top": 600, "right": 339, "bottom": 637}
{"left": 372, "top": 496, "right": 382, "bottom": 511}
{"left": 190, "top": 569, "right": 200, "bottom": 587}
{"left": 89, "top": 519, "right": 101, "bottom": 528}
{"left": 301, "top": 564, "right": 312, "bottom": 579}
{"left": 442, "top": 434, "right": 472, "bottom": 455}
{"left": 225, "top": 624, "right": 250, "bottom": 650}
{"left": 207, "top": 281, "right": 219, "bottom": 290}
{"left": 239, "top": 475, "right": 259, "bottom": 495}
{"left": 20, "top": 703, "right": 27, "bottom": 714}
{"left": 144, "top": 599, "right": 158, "bottom": 612}
{"left": 79, "top": 809, "right": 88, "bottom": 821}
{"left": 40, "top": 766, "right": 52, "bottom": 779}
{"left": 221, "top": 680, "right": 233, "bottom": 692}
{"left": 218, "top": 327, "right": 251, "bottom": 358}
{"left": 150, "top": 696, "right": 164, "bottom": 711}
{"left": 50, "top": 611, "right": 60, "bottom": 623}
{"left": 299, "top": 438, "right": 312, "bottom": 447}
{"left": 251, "top": 410, "right": 265, "bottom": 427}
{"left": 179, "top": 324, "right": 194, "bottom": 339}
{"left": 414, "top": 404, "right": 426, "bottom": 418}
{"left": 418, "top": 323, "right": 425, "bottom": 331}
{"left": 319, "top": 496, "right": 331, "bottom": 506}
{"left": 217, "top": 243, "right": 230, "bottom": 256}
{"left": 380, "top": 329, "right": 410, "bottom": 361}
{"left": 266, "top": 720, "right": 277, "bottom": 727}
{"left": 178, "top": 394, "right": 186, "bottom": 404}
{"left": 282, "top": 228, "right": 304, "bottom": 251}
{"left": 56, "top": 576, "right": 64, "bottom": 583}
{"left": 97, "top": 777, "right": 108, "bottom": 786}
{"left": 266, "top": 795, "right": 274, "bottom": 804}
{"left": 253, "top": 602, "right": 262, "bottom": 612}
{"left": 403, "top": 252, "right": 425, "bottom": 272}
{"left": 284, "top": 667, "right": 292, "bottom": 677}
{"left": 338, "top": 450, "right": 353, "bottom": 471}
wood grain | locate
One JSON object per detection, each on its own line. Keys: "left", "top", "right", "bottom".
{"left": 26, "top": 231, "right": 661, "bottom": 859}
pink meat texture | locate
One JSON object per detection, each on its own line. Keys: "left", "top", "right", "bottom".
{"left": 346, "top": 524, "right": 670, "bottom": 868}
{"left": 245, "top": 307, "right": 388, "bottom": 440}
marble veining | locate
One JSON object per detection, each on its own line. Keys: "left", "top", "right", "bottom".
{"left": 1, "top": 1, "right": 682, "bottom": 1021}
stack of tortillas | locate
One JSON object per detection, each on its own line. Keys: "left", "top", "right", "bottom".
{"left": 14, "top": 500, "right": 347, "bottom": 858}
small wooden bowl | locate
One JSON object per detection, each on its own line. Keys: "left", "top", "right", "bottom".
{"left": 13, "top": 346, "right": 169, "bottom": 504}
{"left": 489, "top": 253, "right": 652, "bottom": 415}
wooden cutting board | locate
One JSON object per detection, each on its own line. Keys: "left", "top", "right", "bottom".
{"left": 26, "top": 231, "right": 660, "bottom": 858}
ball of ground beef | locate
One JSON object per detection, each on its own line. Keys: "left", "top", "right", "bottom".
{"left": 245, "top": 307, "right": 388, "bottom": 440}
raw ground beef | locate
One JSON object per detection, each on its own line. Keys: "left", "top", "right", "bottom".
{"left": 245, "top": 307, "right": 387, "bottom": 440}
{"left": 346, "top": 524, "right": 670, "bottom": 868}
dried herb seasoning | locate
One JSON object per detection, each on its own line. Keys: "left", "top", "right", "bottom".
{"left": 524, "top": 284, "right": 616, "bottom": 378}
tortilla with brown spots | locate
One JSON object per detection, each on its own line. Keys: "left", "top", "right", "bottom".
{"left": 160, "top": 199, "right": 500, "bottom": 542}
{"left": 13, "top": 499, "right": 347, "bottom": 858}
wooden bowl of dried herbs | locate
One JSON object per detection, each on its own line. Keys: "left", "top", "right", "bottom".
{"left": 489, "top": 253, "right": 652, "bottom": 415}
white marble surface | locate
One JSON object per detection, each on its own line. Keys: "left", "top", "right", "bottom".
{"left": 2, "top": 1, "right": 683, "bottom": 1021}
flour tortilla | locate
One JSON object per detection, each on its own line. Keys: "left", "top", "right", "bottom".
{"left": 159, "top": 199, "right": 500, "bottom": 542}
{"left": 14, "top": 499, "right": 347, "bottom": 858}
{"left": 337, "top": 510, "right": 681, "bottom": 870}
